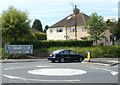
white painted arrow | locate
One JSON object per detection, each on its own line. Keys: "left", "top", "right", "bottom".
{"left": 102, "top": 68, "right": 119, "bottom": 76}
{"left": 91, "top": 67, "right": 119, "bottom": 76}
{"left": 111, "top": 71, "right": 119, "bottom": 76}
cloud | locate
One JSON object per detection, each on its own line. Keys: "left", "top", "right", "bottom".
{"left": 104, "top": 16, "right": 118, "bottom": 21}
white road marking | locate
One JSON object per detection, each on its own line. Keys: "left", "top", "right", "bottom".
{"left": 3, "top": 74, "right": 80, "bottom": 82}
{"left": 28, "top": 68, "right": 87, "bottom": 76}
{"left": 90, "top": 67, "right": 100, "bottom": 70}
{"left": 4, "top": 67, "right": 26, "bottom": 70}
{"left": 36, "top": 66, "right": 51, "bottom": 68}
{"left": 102, "top": 68, "right": 119, "bottom": 76}
{"left": 4, "top": 66, "right": 52, "bottom": 70}
{"left": 90, "top": 67, "right": 119, "bottom": 76}
{"left": 82, "top": 62, "right": 109, "bottom": 66}
{"left": 4, "top": 75, "right": 21, "bottom": 79}
{"left": 92, "top": 63, "right": 109, "bottom": 66}
{"left": 111, "top": 71, "right": 119, "bottom": 76}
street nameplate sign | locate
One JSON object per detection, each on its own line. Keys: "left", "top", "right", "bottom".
{"left": 5, "top": 45, "right": 33, "bottom": 54}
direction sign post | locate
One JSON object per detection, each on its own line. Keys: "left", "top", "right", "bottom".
{"left": 5, "top": 45, "right": 33, "bottom": 54}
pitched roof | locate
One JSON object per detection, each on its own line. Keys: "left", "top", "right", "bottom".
{"left": 50, "top": 13, "right": 89, "bottom": 28}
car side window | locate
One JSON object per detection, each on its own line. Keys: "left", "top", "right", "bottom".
{"left": 60, "top": 50, "right": 69, "bottom": 54}
{"left": 69, "top": 50, "right": 76, "bottom": 54}
{"left": 60, "top": 51, "right": 65, "bottom": 54}
{"left": 64, "top": 50, "right": 70, "bottom": 54}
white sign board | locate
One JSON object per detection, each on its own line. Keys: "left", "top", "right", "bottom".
{"left": 5, "top": 45, "right": 33, "bottom": 54}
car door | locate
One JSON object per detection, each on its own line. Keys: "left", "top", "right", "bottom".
{"left": 69, "top": 50, "right": 79, "bottom": 60}
{"left": 60, "top": 50, "right": 70, "bottom": 60}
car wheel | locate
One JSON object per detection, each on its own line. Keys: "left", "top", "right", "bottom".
{"left": 78, "top": 57, "right": 83, "bottom": 62}
{"left": 59, "top": 57, "right": 65, "bottom": 63}
{"left": 51, "top": 60, "right": 55, "bottom": 63}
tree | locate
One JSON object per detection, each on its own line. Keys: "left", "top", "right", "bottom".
{"left": 85, "top": 13, "right": 106, "bottom": 45}
{"left": 117, "top": 18, "right": 120, "bottom": 39}
{"left": 44, "top": 25, "right": 49, "bottom": 33}
{"left": 106, "top": 18, "right": 120, "bottom": 40}
{"left": 1, "top": 6, "right": 32, "bottom": 41}
{"left": 32, "top": 19, "right": 43, "bottom": 32}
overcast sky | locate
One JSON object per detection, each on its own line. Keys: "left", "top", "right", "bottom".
{"left": 0, "top": 0, "right": 119, "bottom": 28}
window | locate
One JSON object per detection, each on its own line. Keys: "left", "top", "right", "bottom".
{"left": 70, "top": 27, "right": 76, "bottom": 31}
{"left": 82, "top": 26, "right": 86, "bottom": 31}
{"left": 60, "top": 50, "right": 69, "bottom": 54}
{"left": 69, "top": 50, "right": 76, "bottom": 54}
{"left": 105, "top": 37, "right": 108, "bottom": 41}
{"left": 56, "top": 28, "right": 63, "bottom": 32}
{"left": 49, "top": 29, "right": 53, "bottom": 33}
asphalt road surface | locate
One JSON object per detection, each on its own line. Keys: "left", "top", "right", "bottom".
{"left": 1, "top": 59, "right": 119, "bottom": 84}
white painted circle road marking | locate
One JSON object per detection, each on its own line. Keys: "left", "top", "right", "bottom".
{"left": 28, "top": 68, "right": 87, "bottom": 76}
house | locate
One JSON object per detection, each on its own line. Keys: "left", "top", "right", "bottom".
{"left": 94, "top": 29, "right": 117, "bottom": 45}
{"left": 47, "top": 8, "right": 90, "bottom": 40}
{"left": 46, "top": 8, "right": 117, "bottom": 45}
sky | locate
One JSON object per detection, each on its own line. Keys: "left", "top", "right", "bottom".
{"left": 0, "top": 0, "right": 119, "bottom": 29}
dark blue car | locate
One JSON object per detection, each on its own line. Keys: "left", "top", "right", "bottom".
{"left": 48, "top": 49, "right": 85, "bottom": 63}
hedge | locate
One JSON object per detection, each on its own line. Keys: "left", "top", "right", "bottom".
{"left": 1, "top": 45, "right": 119, "bottom": 59}
{"left": 9, "top": 40, "right": 93, "bottom": 49}
{"left": 48, "top": 45, "right": 120, "bottom": 58}
{"left": 33, "top": 33, "right": 47, "bottom": 40}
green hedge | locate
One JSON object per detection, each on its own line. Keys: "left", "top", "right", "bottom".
{"left": 1, "top": 45, "right": 119, "bottom": 59}
{"left": 1, "top": 40, "right": 93, "bottom": 59}
{"left": 10, "top": 40, "right": 93, "bottom": 49}
{"left": 47, "top": 45, "right": 120, "bottom": 58}
{"left": 33, "top": 33, "right": 47, "bottom": 40}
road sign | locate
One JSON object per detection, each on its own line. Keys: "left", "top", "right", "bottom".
{"left": 5, "top": 45, "right": 33, "bottom": 54}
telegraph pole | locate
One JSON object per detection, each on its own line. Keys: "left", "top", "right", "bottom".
{"left": 73, "top": 5, "right": 79, "bottom": 40}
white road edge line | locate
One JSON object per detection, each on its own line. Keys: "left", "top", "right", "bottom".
{"left": 3, "top": 74, "right": 80, "bottom": 82}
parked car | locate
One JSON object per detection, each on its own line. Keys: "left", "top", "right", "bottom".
{"left": 48, "top": 49, "right": 85, "bottom": 63}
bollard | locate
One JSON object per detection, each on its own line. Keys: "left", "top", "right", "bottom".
{"left": 87, "top": 52, "right": 91, "bottom": 62}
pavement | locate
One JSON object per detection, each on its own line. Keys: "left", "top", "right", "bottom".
{"left": 84, "top": 58, "right": 120, "bottom": 66}
{"left": 0, "top": 58, "right": 120, "bottom": 66}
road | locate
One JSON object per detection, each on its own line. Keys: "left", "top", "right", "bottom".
{"left": 1, "top": 59, "right": 119, "bottom": 84}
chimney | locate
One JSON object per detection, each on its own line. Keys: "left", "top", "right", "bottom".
{"left": 73, "top": 5, "right": 80, "bottom": 14}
